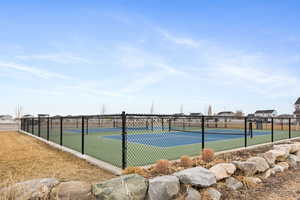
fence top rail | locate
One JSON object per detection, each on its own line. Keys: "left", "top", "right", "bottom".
{"left": 21, "top": 113, "right": 300, "bottom": 121}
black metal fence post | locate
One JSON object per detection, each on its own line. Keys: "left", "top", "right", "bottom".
{"left": 161, "top": 118, "right": 164, "bottom": 131}
{"left": 244, "top": 117, "right": 248, "bottom": 148}
{"left": 82, "top": 116, "right": 85, "bottom": 154}
{"left": 38, "top": 116, "right": 41, "bottom": 137}
{"left": 289, "top": 118, "right": 291, "bottom": 139}
{"left": 122, "top": 111, "right": 127, "bottom": 169}
{"left": 47, "top": 116, "right": 50, "bottom": 141}
{"left": 32, "top": 118, "right": 34, "bottom": 134}
{"left": 271, "top": 118, "right": 274, "bottom": 143}
{"left": 168, "top": 118, "right": 171, "bottom": 132}
{"left": 202, "top": 116, "right": 205, "bottom": 150}
{"left": 60, "top": 117, "right": 63, "bottom": 146}
{"left": 86, "top": 117, "right": 89, "bottom": 135}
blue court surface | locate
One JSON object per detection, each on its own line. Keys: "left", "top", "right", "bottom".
{"left": 104, "top": 129, "right": 272, "bottom": 147}
{"left": 65, "top": 127, "right": 155, "bottom": 133}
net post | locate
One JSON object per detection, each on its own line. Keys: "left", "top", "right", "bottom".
{"left": 122, "top": 111, "right": 127, "bottom": 169}
{"left": 38, "top": 115, "right": 41, "bottom": 137}
{"left": 271, "top": 118, "right": 274, "bottom": 143}
{"left": 202, "top": 115, "right": 205, "bottom": 150}
{"left": 244, "top": 117, "right": 247, "bottom": 148}
{"left": 289, "top": 118, "right": 291, "bottom": 139}
{"left": 47, "top": 116, "right": 49, "bottom": 141}
{"left": 60, "top": 117, "right": 63, "bottom": 146}
{"left": 82, "top": 116, "right": 85, "bottom": 154}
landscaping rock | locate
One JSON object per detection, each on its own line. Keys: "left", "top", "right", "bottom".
{"left": 233, "top": 161, "right": 257, "bottom": 176}
{"left": 273, "top": 145, "right": 291, "bottom": 160}
{"left": 225, "top": 177, "right": 243, "bottom": 190}
{"left": 244, "top": 177, "right": 262, "bottom": 185}
{"left": 287, "top": 154, "right": 299, "bottom": 169}
{"left": 290, "top": 142, "right": 300, "bottom": 153}
{"left": 209, "top": 163, "right": 236, "bottom": 181}
{"left": 92, "top": 174, "right": 148, "bottom": 200}
{"left": 205, "top": 188, "right": 221, "bottom": 200}
{"left": 174, "top": 167, "right": 216, "bottom": 188}
{"left": 263, "top": 151, "right": 277, "bottom": 167}
{"left": 0, "top": 178, "right": 59, "bottom": 200}
{"left": 272, "top": 165, "right": 284, "bottom": 173}
{"left": 50, "top": 181, "right": 92, "bottom": 200}
{"left": 147, "top": 175, "right": 180, "bottom": 200}
{"left": 262, "top": 169, "right": 273, "bottom": 179}
{"left": 247, "top": 157, "right": 269, "bottom": 173}
{"left": 276, "top": 162, "right": 289, "bottom": 171}
{"left": 185, "top": 187, "right": 201, "bottom": 200}
{"left": 296, "top": 151, "right": 300, "bottom": 158}
{"left": 268, "top": 149, "right": 288, "bottom": 162}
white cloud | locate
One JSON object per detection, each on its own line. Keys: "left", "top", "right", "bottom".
{"left": 0, "top": 62, "right": 72, "bottom": 80}
{"left": 16, "top": 53, "right": 91, "bottom": 64}
{"left": 158, "top": 29, "right": 200, "bottom": 48}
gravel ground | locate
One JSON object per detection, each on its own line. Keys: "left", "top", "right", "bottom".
{"left": 220, "top": 168, "right": 300, "bottom": 200}
{"left": 0, "top": 131, "right": 115, "bottom": 188}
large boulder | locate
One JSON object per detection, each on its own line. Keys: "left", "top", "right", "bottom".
{"left": 50, "top": 181, "right": 92, "bottom": 200}
{"left": 147, "top": 175, "right": 180, "bottom": 200}
{"left": 225, "top": 177, "right": 243, "bottom": 190}
{"left": 92, "top": 174, "right": 148, "bottom": 200}
{"left": 232, "top": 161, "right": 257, "bottom": 176}
{"left": 287, "top": 154, "right": 299, "bottom": 169}
{"left": 185, "top": 187, "right": 201, "bottom": 200}
{"left": 276, "top": 162, "right": 289, "bottom": 171}
{"left": 0, "top": 178, "right": 59, "bottom": 200}
{"left": 263, "top": 151, "right": 277, "bottom": 167}
{"left": 290, "top": 142, "right": 300, "bottom": 153}
{"left": 246, "top": 157, "right": 269, "bottom": 173}
{"left": 209, "top": 163, "right": 236, "bottom": 181}
{"left": 273, "top": 145, "right": 291, "bottom": 158}
{"left": 267, "top": 149, "right": 289, "bottom": 162}
{"left": 205, "top": 188, "right": 221, "bottom": 200}
{"left": 174, "top": 167, "right": 216, "bottom": 187}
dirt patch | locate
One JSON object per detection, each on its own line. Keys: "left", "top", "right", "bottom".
{"left": 219, "top": 169, "right": 300, "bottom": 200}
{"left": 0, "top": 131, "right": 115, "bottom": 188}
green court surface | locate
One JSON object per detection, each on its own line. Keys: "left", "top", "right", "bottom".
{"left": 26, "top": 127, "right": 300, "bottom": 168}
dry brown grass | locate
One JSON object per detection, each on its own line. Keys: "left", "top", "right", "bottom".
{"left": 202, "top": 148, "right": 215, "bottom": 163}
{"left": 0, "top": 131, "right": 115, "bottom": 189}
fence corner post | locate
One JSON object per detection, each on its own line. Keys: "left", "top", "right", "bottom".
{"left": 122, "top": 111, "right": 127, "bottom": 169}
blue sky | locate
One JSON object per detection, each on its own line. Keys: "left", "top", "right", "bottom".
{"left": 1, "top": 1, "right": 300, "bottom": 116}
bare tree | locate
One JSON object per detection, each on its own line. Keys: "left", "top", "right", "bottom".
{"left": 15, "top": 104, "right": 23, "bottom": 130}
{"left": 208, "top": 105, "right": 212, "bottom": 116}
{"left": 180, "top": 104, "right": 184, "bottom": 114}
{"left": 150, "top": 101, "right": 154, "bottom": 114}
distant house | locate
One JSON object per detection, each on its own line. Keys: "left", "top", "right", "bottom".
{"left": 174, "top": 113, "right": 185, "bottom": 116}
{"left": 294, "top": 97, "right": 300, "bottom": 119}
{"left": 254, "top": 110, "right": 277, "bottom": 118}
{"left": 0, "top": 115, "right": 13, "bottom": 121}
{"left": 189, "top": 113, "right": 203, "bottom": 116}
{"left": 278, "top": 114, "right": 294, "bottom": 118}
{"left": 217, "top": 111, "right": 235, "bottom": 117}
{"left": 23, "top": 114, "right": 34, "bottom": 118}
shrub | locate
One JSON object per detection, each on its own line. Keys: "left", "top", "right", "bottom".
{"left": 122, "top": 166, "right": 147, "bottom": 177}
{"left": 153, "top": 160, "right": 170, "bottom": 174}
{"left": 180, "top": 155, "right": 193, "bottom": 168}
{"left": 201, "top": 148, "right": 215, "bottom": 162}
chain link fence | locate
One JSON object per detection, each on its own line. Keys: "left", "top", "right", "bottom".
{"left": 21, "top": 113, "right": 300, "bottom": 169}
